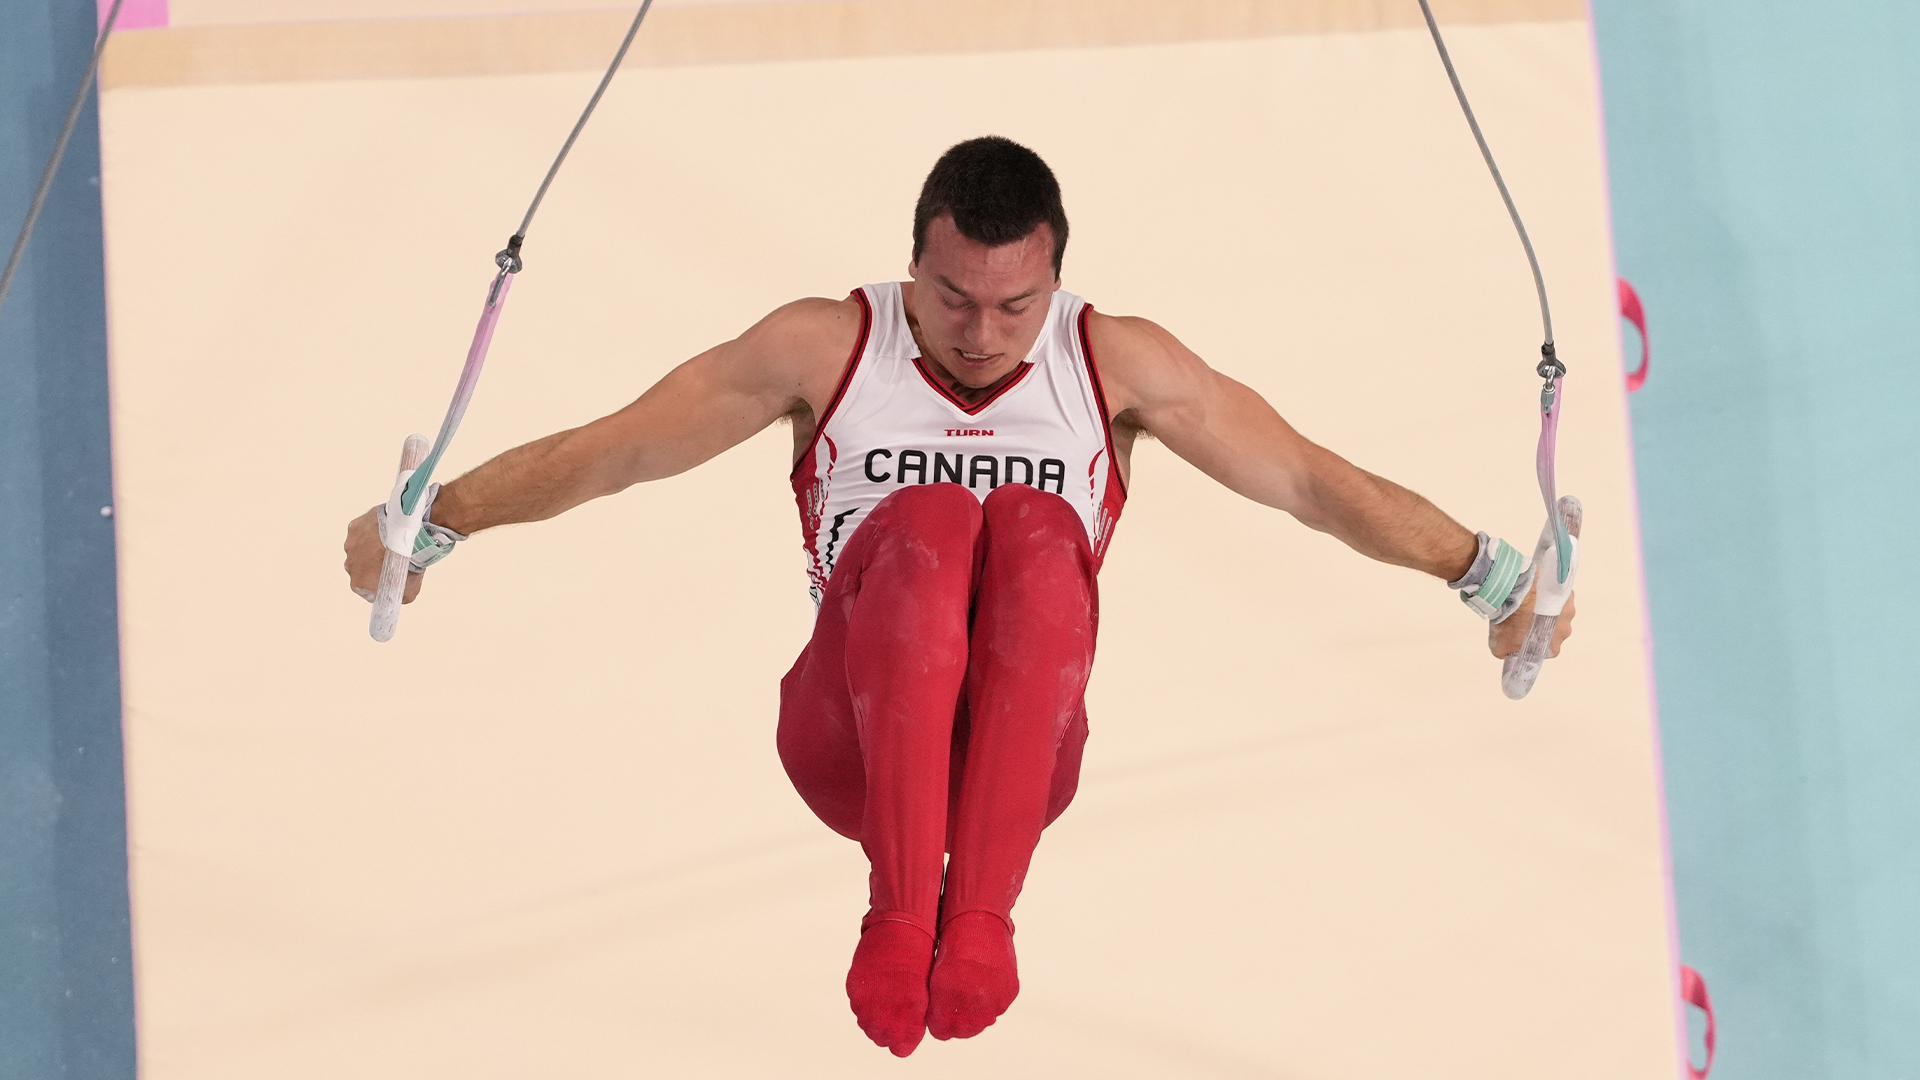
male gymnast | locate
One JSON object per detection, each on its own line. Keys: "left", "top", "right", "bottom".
{"left": 343, "top": 136, "right": 1575, "bottom": 1057}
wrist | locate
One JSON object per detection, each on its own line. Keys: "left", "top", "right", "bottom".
{"left": 1450, "top": 530, "right": 1534, "bottom": 623}
{"left": 429, "top": 482, "right": 477, "bottom": 536}
{"left": 1437, "top": 526, "right": 1478, "bottom": 583}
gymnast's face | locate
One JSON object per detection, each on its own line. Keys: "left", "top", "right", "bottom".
{"left": 905, "top": 214, "right": 1060, "bottom": 394}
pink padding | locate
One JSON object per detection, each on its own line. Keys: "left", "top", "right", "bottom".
{"left": 442, "top": 271, "right": 514, "bottom": 438}
{"left": 1620, "top": 277, "right": 1650, "bottom": 392}
{"left": 1681, "top": 964, "right": 1716, "bottom": 1078}
{"left": 100, "top": 0, "right": 168, "bottom": 31}
{"left": 1535, "top": 375, "right": 1564, "bottom": 552}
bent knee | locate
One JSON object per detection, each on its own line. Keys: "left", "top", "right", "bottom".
{"left": 983, "top": 482, "right": 1078, "bottom": 522}
{"left": 981, "top": 483, "right": 1087, "bottom": 546}
{"left": 872, "top": 482, "right": 980, "bottom": 524}
{"left": 862, "top": 483, "right": 983, "bottom": 560}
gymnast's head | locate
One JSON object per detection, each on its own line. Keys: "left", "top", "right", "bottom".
{"left": 907, "top": 136, "right": 1069, "bottom": 392}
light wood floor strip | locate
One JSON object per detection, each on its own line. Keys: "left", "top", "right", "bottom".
{"left": 102, "top": 0, "right": 1584, "bottom": 89}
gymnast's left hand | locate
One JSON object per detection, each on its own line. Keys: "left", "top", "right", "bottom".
{"left": 1488, "top": 580, "right": 1575, "bottom": 659}
{"left": 343, "top": 505, "right": 427, "bottom": 605}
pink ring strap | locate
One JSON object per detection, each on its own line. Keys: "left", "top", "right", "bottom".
{"left": 1680, "top": 964, "right": 1716, "bottom": 1078}
{"left": 1619, "top": 277, "right": 1651, "bottom": 392}
{"left": 1536, "top": 375, "right": 1571, "bottom": 579}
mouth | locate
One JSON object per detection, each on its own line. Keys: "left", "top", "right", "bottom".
{"left": 955, "top": 349, "right": 1000, "bottom": 365}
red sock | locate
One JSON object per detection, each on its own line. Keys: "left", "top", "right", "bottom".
{"left": 927, "top": 911, "right": 1019, "bottom": 1040}
{"left": 846, "top": 918, "right": 934, "bottom": 1057}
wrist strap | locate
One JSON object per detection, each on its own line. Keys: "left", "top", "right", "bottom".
{"left": 376, "top": 482, "right": 468, "bottom": 573}
{"left": 1451, "top": 531, "right": 1532, "bottom": 622}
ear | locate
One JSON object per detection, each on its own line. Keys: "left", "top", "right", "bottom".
{"left": 906, "top": 259, "right": 921, "bottom": 281}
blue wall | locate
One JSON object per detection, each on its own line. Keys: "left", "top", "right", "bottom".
{"left": 1591, "top": 1, "right": 1920, "bottom": 1075}
{"left": 0, "top": 0, "right": 139, "bottom": 1076}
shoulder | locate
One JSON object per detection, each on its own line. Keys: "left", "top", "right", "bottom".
{"left": 718, "top": 293, "right": 871, "bottom": 417}
{"left": 1085, "top": 309, "right": 1183, "bottom": 360}
{"left": 1083, "top": 309, "right": 1209, "bottom": 417}
{"left": 742, "top": 294, "right": 867, "bottom": 362}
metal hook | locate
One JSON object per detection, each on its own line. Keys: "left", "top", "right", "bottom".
{"left": 1537, "top": 342, "right": 1565, "bottom": 413}
{"left": 494, "top": 233, "right": 525, "bottom": 275}
{"left": 1535, "top": 341, "right": 1566, "bottom": 384}
{"left": 487, "top": 234, "right": 524, "bottom": 306}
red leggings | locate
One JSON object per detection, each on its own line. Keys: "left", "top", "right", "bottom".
{"left": 777, "top": 483, "right": 1097, "bottom": 937}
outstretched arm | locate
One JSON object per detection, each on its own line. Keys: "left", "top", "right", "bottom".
{"left": 427, "top": 297, "right": 857, "bottom": 534}
{"left": 1092, "top": 313, "right": 1476, "bottom": 578}
{"left": 343, "top": 295, "right": 861, "bottom": 600}
{"left": 1089, "top": 312, "right": 1571, "bottom": 658}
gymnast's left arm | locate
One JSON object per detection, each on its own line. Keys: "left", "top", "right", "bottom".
{"left": 1087, "top": 311, "right": 1573, "bottom": 659}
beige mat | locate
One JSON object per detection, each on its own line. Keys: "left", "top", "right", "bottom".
{"left": 101, "top": 5, "right": 1681, "bottom": 1076}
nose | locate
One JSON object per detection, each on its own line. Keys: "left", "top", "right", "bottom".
{"left": 961, "top": 308, "right": 1001, "bottom": 352}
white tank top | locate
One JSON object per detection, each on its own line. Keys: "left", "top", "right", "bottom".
{"left": 791, "top": 281, "right": 1126, "bottom": 604}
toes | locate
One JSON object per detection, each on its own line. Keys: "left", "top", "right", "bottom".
{"left": 927, "top": 960, "right": 1006, "bottom": 1039}
{"left": 927, "top": 912, "right": 1019, "bottom": 1041}
{"left": 846, "top": 920, "right": 934, "bottom": 1056}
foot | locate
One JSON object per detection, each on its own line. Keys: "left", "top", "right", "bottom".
{"left": 845, "top": 919, "right": 934, "bottom": 1057}
{"left": 927, "top": 911, "right": 1019, "bottom": 1040}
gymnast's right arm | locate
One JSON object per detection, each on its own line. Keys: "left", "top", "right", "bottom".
{"left": 341, "top": 296, "right": 862, "bottom": 601}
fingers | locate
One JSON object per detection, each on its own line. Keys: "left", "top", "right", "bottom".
{"left": 1548, "top": 592, "right": 1576, "bottom": 657}
{"left": 1488, "top": 583, "right": 1577, "bottom": 662}
{"left": 346, "top": 505, "right": 438, "bottom": 611}
{"left": 345, "top": 506, "right": 393, "bottom": 598}
{"left": 1489, "top": 622, "right": 1516, "bottom": 660}
{"left": 1488, "top": 581, "right": 1537, "bottom": 659}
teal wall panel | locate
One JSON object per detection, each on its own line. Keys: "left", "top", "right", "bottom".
{"left": 1, "top": 0, "right": 138, "bottom": 1076}
{"left": 1591, "top": 1, "right": 1920, "bottom": 1074}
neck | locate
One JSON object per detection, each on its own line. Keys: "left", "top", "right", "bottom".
{"left": 903, "top": 309, "right": 1020, "bottom": 406}
{"left": 926, "top": 356, "right": 1024, "bottom": 405}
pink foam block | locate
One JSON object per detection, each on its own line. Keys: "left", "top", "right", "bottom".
{"left": 99, "top": 0, "right": 169, "bottom": 31}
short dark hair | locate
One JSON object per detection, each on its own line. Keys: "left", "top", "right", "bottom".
{"left": 912, "top": 136, "right": 1069, "bottom": 276}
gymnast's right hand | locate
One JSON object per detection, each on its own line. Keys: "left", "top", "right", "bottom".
{"left": 343, "top": 505, "right": 427, "bottom": 605}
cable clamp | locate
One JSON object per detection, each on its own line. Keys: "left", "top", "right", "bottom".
{"left": 495, "top": 233, "right": 525, "bottom": 274}
{"left": 486, "top": 235, "right": 524, "bottom": 306}
{"left": 1536, "top": 341, "right": 1565, "bottom": 413}
{"left": 1536, "top": 341, "right": 1566, "bottom": 383}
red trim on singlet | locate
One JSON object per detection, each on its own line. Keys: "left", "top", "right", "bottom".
{"left": 909, "top": 355, "right": 1035, "bottom": 416}
{"left": 791, "top": 289, "right": 874, "bottom": 479}
{"left": 1076, "top": 303, "right": 1127, "bottom": 496}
